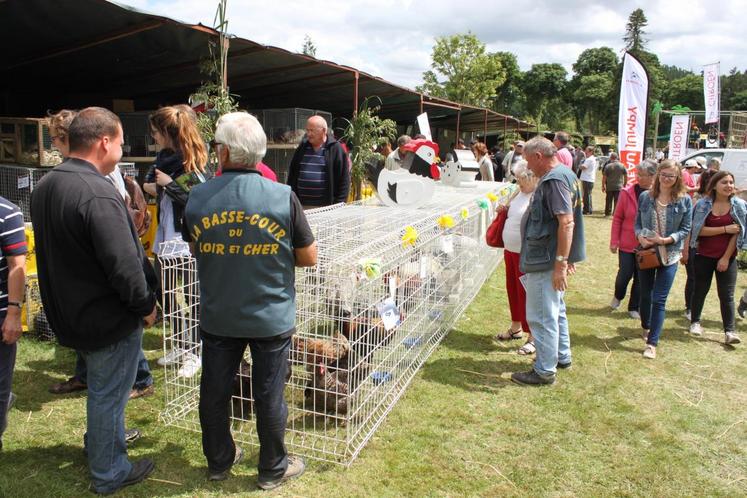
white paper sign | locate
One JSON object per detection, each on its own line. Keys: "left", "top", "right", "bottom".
{"left": 419, "top": 255, "right": 429, "bottom": 279}
{"left": 376, "top": 297, "right": 401, "bottom": 331}
{"left": 416, "top": 112, "right": 432, "bottom": 141}
{"left": 17, "top": 176, "right": 30, "bottom": 189}
{"left": 703, "top": 62, "right": 720, "bottom": 125}
{"left": 668, "top": 115, "right": 690, "bottom": 162}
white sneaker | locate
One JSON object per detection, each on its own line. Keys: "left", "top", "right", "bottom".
{"left": 725, "top": 332, "right": 741, "bottom": 345}
{"left": 684, "top": 310, "right": 691, "bottom": 321}
{"left": 157, "top": 348, "right": 185, "bottom": 366}
{"left": 642, "top": 345, "right": 656, "bottom": 359}
{"left": 610, "top": 297, "right": 621, "bottom": 310}
{"left": 629, "top": 310, "right": 641, "bottom": 320}
{"left": 177, "top": 353, "right": 201, "bottom": 378}
{"left": 689, "top": 322, "right": 703, "bottom": 336}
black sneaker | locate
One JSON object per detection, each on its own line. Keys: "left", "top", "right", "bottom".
{"left": 208, "top": 446, "right": 244, "bottom": 481}
{"left": 257, "top": 455, "right": 305, "bottom": 490}
{"left": 511, "top": 370, "right": 556, "bottom": 386}
{"left": 557, "top": 361, "right": 572, "bottom": 370}
{"left": 96, "top": 459, "right": 155, "bottom": 495}
{"left": 738, "top": 300, "right": 747, "bottom": 319}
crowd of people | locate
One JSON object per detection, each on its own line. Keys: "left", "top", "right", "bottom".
{"left": 0, "top": 112, "right": 743, "bottom": 493}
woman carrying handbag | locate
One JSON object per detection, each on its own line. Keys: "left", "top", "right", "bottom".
{"left": 634, "top": 160, "right": 692, "bottom": 359}
{"left": 489, "top": 161, "right": 538, "bottom": 355}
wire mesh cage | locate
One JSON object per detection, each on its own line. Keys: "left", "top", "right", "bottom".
{"left": 23, "top": 274, "right": 55, "bottom": 341}
{"left": 0, "top": 117, "right": 62, "bottom": 167}
{"left": 160, "top": 182, "right": 515, "bottom": 465}
{"left": 261, "top": 108, "right": 332, "bottom": 145}
{"left": 0, "top": 164, "right": 52, "bottom": 219}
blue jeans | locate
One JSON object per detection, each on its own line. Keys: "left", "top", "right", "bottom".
{"left": 74, "top": 349, "right": 152, "bottom": 390}
{"left": 80, "top": 328, "right": 142, "bottom": 493}
{"left": 639, "top": 264, "right": 678, "bottom": 346}
{"left": 0, "top": 339, "right": 16, "bottom": 445}
{"left": 524, "top": 269, "right": 571, "bottom": 377}
{"left": 614, "top": 251, "right": 640, "bottom": 312}
{"left": 199, "top": 330, "right": 290, "bottom": 481}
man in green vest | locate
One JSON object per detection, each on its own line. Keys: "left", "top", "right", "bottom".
{"left": 183, "top": 112, "right": 317, "bottom": 490}
{"left": 512, "top": 136, "right": 586, "bottom": 386}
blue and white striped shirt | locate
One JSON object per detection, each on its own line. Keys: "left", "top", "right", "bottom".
{"left": 296, "top": 144, "right": 328, "bottom": 207}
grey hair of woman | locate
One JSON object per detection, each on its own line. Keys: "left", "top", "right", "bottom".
{"left": 513, "top": 159, "right": 533, "bottom": 181}
{"left": 636, "top": 159, "right": 658, "bottom": 176}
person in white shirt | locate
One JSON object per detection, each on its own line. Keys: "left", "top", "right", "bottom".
{"left": 385, "top": 135, "right": 411, "bottom": 170}
{"left": 579, "top": 146, "right": 598, "bottom": 214}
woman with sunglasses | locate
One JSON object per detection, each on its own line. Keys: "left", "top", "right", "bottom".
{"left": 634, "top": 160, "right": 692, "bottom": 359}
{"left": 687, "top": 170, "right": 746, "bottom": 345}
{"left": 143, "top": 105, "right": 207, "bottom": 377}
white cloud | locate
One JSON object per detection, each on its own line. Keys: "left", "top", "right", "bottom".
{"left": 128, "top": 0, "right": 747, "bottom": 88}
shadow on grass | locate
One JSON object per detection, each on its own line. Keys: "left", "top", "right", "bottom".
{"left": 421, "top": 357, "right": 517, "bottom": 392}
{"left": 10, "top": 368, "right": 86, "bottom": 412}
{"left": 439, "top": 328, "right": 497, "bottom": 354}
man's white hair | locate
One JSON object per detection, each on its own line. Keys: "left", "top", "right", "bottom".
{"left": 523, "top": 136, "right": 557, "bottom": 158}
{"left": 215, "top": 112, "right": 267, "bottom": 167}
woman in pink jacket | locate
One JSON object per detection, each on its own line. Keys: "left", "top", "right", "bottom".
{"left": 609, "top": 160, "right": 657, "bottom": 318}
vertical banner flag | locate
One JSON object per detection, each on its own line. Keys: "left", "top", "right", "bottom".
{"left": 416, "top": 112, "right": 432, "bottom": 141}
{"left": 668, "top": 115, "right": 690, "bottom": 162}
{"left": 703, "top": 62, "right": 720, "bottom": 148}
{"left": 618, "top": 52, "right": 649, "bottom": 183}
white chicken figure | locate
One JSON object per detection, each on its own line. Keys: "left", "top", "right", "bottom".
{"left": 376, "top": 168, "right": 435, "bottom": 208}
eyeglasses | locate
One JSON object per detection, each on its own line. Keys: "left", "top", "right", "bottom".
{"left": 659, "top": 173, "right": 678, "bottom": 179}
{"left": 209, "top": 139, "right": 223, "bottom": 149}
{"left": 50, "top": 135, "right": 60, "bottom": 142}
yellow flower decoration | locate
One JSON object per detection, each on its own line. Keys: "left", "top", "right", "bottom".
{"left": 437, "top": 215, "right": 455, "bottom": 229}
{"left": 460, "top": 207, "right": 469, "bottom": 220}
{"left": 499, "top": 188, "right": 509, "bottom": 197}
{"left": 486, "top": 192, "right": 498, "bottom": 202}
{"left": 401, "top": 226, "right": 418, "bottom": 247}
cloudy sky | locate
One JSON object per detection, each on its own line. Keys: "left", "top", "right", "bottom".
{"left": 125, "top": 0, "right": 746, "bottom": 89}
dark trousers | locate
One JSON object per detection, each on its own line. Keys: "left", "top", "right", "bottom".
{"left": 614, "top": 251, "right": 640, "bottom": 312}
{"left": 199, "top": 330, "right": 290, "bottom": 480}
{"left": 684, "top": 255, "right": 696, "bottom": 311}
{"left": 691, "top": 254, "right": 737, "bottom": 332}
{"left": 74, "top": 349, "right": 152, "bottom": 390}
{"left": 0, "top": 340, "right": 16, "bottom": 444}
{"left": 604, "top": 190, "right": 621, "bottom": 216}
{"left": 582, "top": 181, "right": 594, "bottom": 214}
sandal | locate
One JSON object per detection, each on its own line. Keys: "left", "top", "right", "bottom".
{"left": 494, "top": 328, "right": 523, "bottom": 341}
{"left": 517, "top": 341, "right": 536, "bottom": 355}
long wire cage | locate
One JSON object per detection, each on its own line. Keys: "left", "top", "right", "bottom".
{"left": 159, "top": 181, "right": 516, "bottom": 466}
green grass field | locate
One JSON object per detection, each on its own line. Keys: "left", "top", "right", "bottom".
{"left": 1, "top": 185, "right": 746, "bottom": 497}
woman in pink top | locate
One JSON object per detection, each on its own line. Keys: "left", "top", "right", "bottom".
{"left": 609, "top": 160, "right": 657, "bottom": 318}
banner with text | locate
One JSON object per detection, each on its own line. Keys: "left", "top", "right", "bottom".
{"left": 668, "top": 115, "right": 690, "bottom": 162}
{"left": 703, "top": 62, "right": 720, "bottom": 125}
{"left": 618, "top": 52, "right": 649, "bottom": 183}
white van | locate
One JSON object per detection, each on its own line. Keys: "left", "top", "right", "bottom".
{"left": 679, "top": 149, "right": 747, "bottom": 189}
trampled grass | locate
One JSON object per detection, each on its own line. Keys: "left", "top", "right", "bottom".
{"left": 1, "top": 185, "right": 746, "bottom": 497}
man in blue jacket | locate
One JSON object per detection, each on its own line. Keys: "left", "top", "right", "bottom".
{"left": 32, "top": 107, "right": 157, "bottom": 494}
{"left": 512, "top": 136, "right": 586, "bottom": 386}
{"left": 286, "top": 115, "right": 350, "bottom": 208}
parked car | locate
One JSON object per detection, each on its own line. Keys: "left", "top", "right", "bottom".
{"left": 678, "top": 148, "right": 747, "bottom": 192}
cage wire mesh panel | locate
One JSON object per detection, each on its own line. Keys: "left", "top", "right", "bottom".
{"left": 160, "top": 182, "right": 515, "bottom": 465}
{"left": 0, "top": 164, "right": 51, "bottom": 219}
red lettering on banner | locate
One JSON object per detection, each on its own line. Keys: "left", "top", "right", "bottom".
{"left": 670, "top": 121, "right": 686, "bottom": 159}
{"left": 626, "top": 107, "right": 638, "bottom": 148}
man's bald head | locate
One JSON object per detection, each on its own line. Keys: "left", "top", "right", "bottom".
{"left": 305, "top": 115, "right": 328, "bottom": 148}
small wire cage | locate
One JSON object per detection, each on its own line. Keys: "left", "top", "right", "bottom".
{"left": 24, "top": 274, "right": 55, "bottom": 341}
{"left": 160, "top": 182, "right": 515, "bottom": 465}
{"left": 0, "top": 164, "right": 51, "bottom": 220}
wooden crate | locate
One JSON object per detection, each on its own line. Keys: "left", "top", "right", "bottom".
{"left": 0, "top": 117, "right": 63, "bottom": 167}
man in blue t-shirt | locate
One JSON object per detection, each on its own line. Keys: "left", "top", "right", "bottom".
{"left": 0, "top": 196, "right": 27, "bottom": 451}
{"left": 184, "top": 112, "right": 317, "bottom": 490}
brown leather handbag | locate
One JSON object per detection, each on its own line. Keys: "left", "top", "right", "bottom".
{"left": 635, "top": 246, "right": 662, "bottom": 270}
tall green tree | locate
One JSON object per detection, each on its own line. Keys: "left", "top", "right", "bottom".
{"left": 522, "top": 63, "right": 567, "bottom": 127}
{"left": 492, "top": 51, "right": 525, "bottom": 116}
{"left": 661, "top": 64, "right": 694, "bottom": 82}
{"left": 662, "top": 74, "right": 704, "bottom": 110}
{"left": 572, "top": 47, "right": 618, "bottom": 76}
{"left": 624, "top": 8, "right": 648, "bottom": 53}
{"left": 417, "top": 33, "right": 506, "bottom": 107}
{"left": 302, "top": 35, "right": 317, "bottom": 57}
{"left": 570, "top": 47, "right": 618, "bottom": 133}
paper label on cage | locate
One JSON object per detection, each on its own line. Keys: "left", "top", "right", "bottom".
{"left": 17, "top": 176, "right": 30, "bottom": 189}
{"left": 419, "top": 256, "right": 429, "bottom": 279}
{"left": 519, "top": 274, "right": 528, "bottom": 291}
{"left": 441, "top": 235, "right": 454, "bottom": 254}
{"left": 389, "top": 275, "right": 397, "bottom": 302}
{"left": 376, "top": 297, "right": 401, "bottom": 331}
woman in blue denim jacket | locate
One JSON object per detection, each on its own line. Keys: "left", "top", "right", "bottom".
{"left": 686, "top": 170, "right": 745, "bottom": 345}
{"left": 634, "top": 160, "right": 693, "bottom": 359}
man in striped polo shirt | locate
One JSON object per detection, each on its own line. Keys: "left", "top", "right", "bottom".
{"left": 287, "top": 116, "right": 350, "bottom": 208}
{"left": 0, "top": 196, "right": 27, "bottom": 451}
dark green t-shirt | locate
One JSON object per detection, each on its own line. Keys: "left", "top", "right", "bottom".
{"left": 603, "top": 161, "right": 627, "bottom": 191}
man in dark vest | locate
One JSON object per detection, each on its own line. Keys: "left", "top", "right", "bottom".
{"left": 183, "top": 112, "right": 317, "bottom": 490}
{"left": 512, "top": 136, "right": 586, "bottom": 386}
{"left": 31, "top": 107, "right": 157, "bottom": 493}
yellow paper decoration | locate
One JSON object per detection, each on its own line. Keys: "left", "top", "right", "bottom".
{"left": 437, "top": 215, "right": 455, "bottom": 229}
{"left": 486, "top": 192, "right": 498, "bottom": 202}
{"left": 460, "top": 207, "right": 469, "bottom": 219}
{"left": 401, "top": 226, "right": 418, "bottom": 247}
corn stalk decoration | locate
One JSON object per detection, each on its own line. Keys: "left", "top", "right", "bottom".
{"left": 341, "top": 97, "right": 397, "bottom": 200}
{"left": 189, "top": 0, "right": 238, "bottom": 162}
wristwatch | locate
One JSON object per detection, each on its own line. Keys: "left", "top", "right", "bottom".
{"left": 555, "top": 255, "right": 567, "bottom": 263}
{"left": 7, "top": 301, "right": 22, "bottom": 309}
